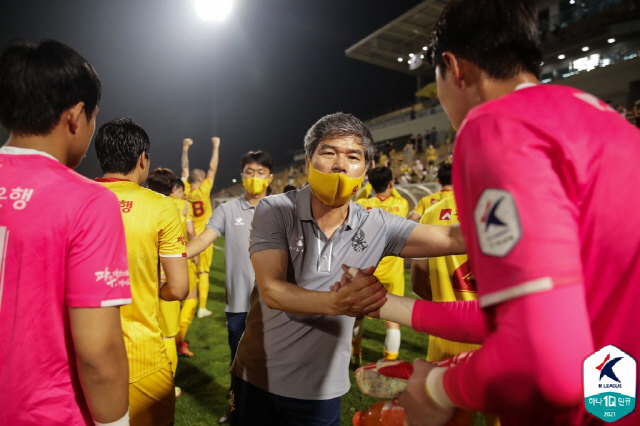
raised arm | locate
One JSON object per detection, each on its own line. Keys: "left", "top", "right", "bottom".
{"left": 186, "top": 227, "right": 218, "bottom": 259}
{"left": 181, "top": 138, "right": 192, "bottom": 180}
{"left": 251, "top": 249, "right": 387, "bottom": 316}
{"left": 69, "top": 306, "right": 129, "bottom": 424}
{"left": 206, "top": 137, "right": 220, "bottom": 181}
{"left": 400, "top": 223, "right": 466, "bottom": 259}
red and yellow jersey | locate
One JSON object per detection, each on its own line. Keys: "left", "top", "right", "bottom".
{"left": 419, "top": 195, "right": 480, "bottom": 361}
{"left": 356, "top": 194, "right": 409, "bottom": 294}
{"left": 97, "top": 179, "right": 187, "bottom": 382}
{"left": 183, "top": 177, "right": 213, "bottom": 234}
{"left": 411, "top": 189, "right": 453, "bottom": 218}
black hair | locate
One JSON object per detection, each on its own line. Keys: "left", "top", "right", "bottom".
{"left": 240, "top": 150, "right": 274, "bottom": 172}
{"left": 147, "top": 168, "right": 176, "bottom": 196}
{"left": 173, "top": 179, "right": 185, "bottom": 191}
{"left": 0, "top": 39, "right": 101, "bottom": 136}
{"left": 283, "top": 184, "right": 297, "bottom": 193}
{"left": 427, "top": 0, "right": 542, "bottom": 80}
{"left": 304, "top": 112, "right": 375, "bottom": 166}
{"left": 437, "top": 162, "right": 452, "bottom": 186}
{"left": 368, "top": 167, "right": 393, "bottom": 194}
{"left": 94, "top": 117, "right": 150, "bottom": 175}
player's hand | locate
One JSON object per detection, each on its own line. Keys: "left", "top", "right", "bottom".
{"left": 330, "top": 264, "right": 375, "bottom": 291}
{"left": 329, "top": 265, "right": 386, "bottom": 316}
{"left": 183, "top": 138, "right": 193, "bottom": 149}
{"left": 212, "top": 137, "right": 220, "bottom": 148}
{"left": 396, "top": 359, "right": 455, "bottom": 426}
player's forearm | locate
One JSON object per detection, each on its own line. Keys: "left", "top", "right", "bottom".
{"left": 378, "top": 293, "right": 415, "bottom": 326}
{"left": 181, "top": 143, "right": 190, "bottom": 179}
{"left": 186, "top": 228, "right": 216, "bottom": 258}
{"left": 69, "top": 307, "right": 129, "bottom": 424}
{"left": 400, "top": 223, "right": 466, "bottom": 258}
{"left": 207, "top": 137, "right": 220, "bottom": 179}
{"left": 412, "top": 299, "right": 489, "bottom": 343}
{"left": 160, "top": 257, "right": 189, "bottom": 300}
{"left": 259, "top": 279, "right": 337, "bottom": 316}
{"left": 77, "top": 341, "right": 129, "bottom": 423}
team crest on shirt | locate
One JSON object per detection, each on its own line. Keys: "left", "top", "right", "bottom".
{"left": 583, "top": 345, "right": 636, "bottom": 422}
{"left": 351, "top": 229, "right": 368, "bottom": 252}
{"left": 234, "top": 217, "right": 245, "bottom": 225}
{"left": 473, "top": 189, "right": 521, "bottom": 257}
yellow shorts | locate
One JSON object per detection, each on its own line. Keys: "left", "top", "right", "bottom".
{"left": 196, "top": 244, "right": 213, "bottom": 274}
{"left": 130, "top": 363, "right": 175, "bottom": 426}
{"left": 158, "top": 300, "right": 180, "bottom": 338}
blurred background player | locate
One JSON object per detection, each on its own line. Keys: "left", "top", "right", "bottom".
{"left": 187, "top": 150, "right": 273, "bottom": 424}
{"left": 181, "top": 136, "right": 220, "bottom": 318}
{"left": 353, "top": 166, "right": 409, "bottom": 364}
{"left": 170, "top": 178, "right": 200, "bottom": 358}
{"left": 95, "top": 118, "right": 189, "bottom": 426}
{"left": 146, "top": 167, "right": 194, "bottom": 397}
{"left": 408, "top": 162, "right": 453, "bottom": 222}
{"left": 0, "top": 38, "right": 131, "bottom": 426}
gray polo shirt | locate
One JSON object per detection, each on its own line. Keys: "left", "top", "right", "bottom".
{"left": 206, "top": 195, "right": 256, "bottom": 313}
{"left": 231, "top": 186, "right": 417, "bottom": 400}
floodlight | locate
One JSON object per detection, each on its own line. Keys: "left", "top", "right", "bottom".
{"left": 195, "top": 0, "right": 233, "bottom": 22}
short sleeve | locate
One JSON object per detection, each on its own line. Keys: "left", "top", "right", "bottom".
{"left": 454, "top": 114, "right": 582, "bottom": 307}
{"left": 66, "top": 190, "right": 131, "bottom": 308}
{"left": 207, "top": 203, "right": 226, "bottom": 236}
{"left": 158, "top": 197, "right": 187, "bottom": 257}
{"left": 249, "top": 196, "right": 290, "bottom": 254}
{"left": 375, "top": 209, "right": 417, "bottom": 257}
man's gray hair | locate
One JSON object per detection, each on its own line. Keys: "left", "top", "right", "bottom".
{"left": 304, "top": 112, "right": 375, "bottom": 166}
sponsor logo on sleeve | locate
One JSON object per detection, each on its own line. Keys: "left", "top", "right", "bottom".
{"left": 95, "top": 267, "right": 130, "bottom": 287}
{"left": 583, "top": 345, "right": 636, "bottom": 422}
{"left": 473, "top": 189, "right": 521, "bottom": 257}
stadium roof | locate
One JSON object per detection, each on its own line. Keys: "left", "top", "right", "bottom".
{"left": 345, "top": 0, "right": 448, "bottom": 76}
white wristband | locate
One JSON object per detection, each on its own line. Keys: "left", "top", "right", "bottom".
{"left": 425, "top": 367, "right": 455, "bottom": 408}
{"left": 94, "top": 408, "right": 130, "bottom": 426}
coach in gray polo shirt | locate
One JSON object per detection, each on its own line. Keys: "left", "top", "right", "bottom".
{"left": 229, "top": 112, "right": 465, "bottom": 426}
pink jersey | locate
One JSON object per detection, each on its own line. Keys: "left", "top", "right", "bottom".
{"left": 451, "top": 84, "right": 640, "bottom": 424}
{"left": 0, "top": 148, "right": 131, "bottom": 425}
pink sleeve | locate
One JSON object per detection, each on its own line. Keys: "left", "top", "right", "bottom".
{"left": 442, "top": 284, "right": 593, "bottom": 414}
{"left": 411, "top": 299, "right": 490, "bottom": 344}
{"left": 65, "top": 189, "right": 131, "bottom": 307}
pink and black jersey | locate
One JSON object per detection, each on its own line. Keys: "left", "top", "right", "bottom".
{"left": 451, "top": 84, "right": 640, "bottom": 425}
{"left": 0, "top": 147, "right": 131, "bottom": 425}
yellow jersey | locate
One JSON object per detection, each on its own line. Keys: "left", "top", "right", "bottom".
{"left": 184, "top": 177, "right": 213, "bottom": 234}
{"left": 419, "top": 195, "right": 480, "bottom": 361}
{"left": 356, "top": 194, "right": 409, "bottom": 295}
{"left": 97, "top": 179, "right": 187, "bottom": 382}
{"left": 411, "top": 189, "right": 453, "bottom": 218}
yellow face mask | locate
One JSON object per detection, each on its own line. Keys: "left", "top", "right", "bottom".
{"left": 242, "top": 176, "right": 270, "bottom": 195}
{"left": 308, "top": 164, "right": 365, "bottom": 206}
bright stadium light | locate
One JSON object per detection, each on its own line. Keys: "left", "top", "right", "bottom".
{"left": 558, "top": 54, "right": 566, "bottom": 60}
{"left": 195, "top": 0, "right": 233, "bottom": 22}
